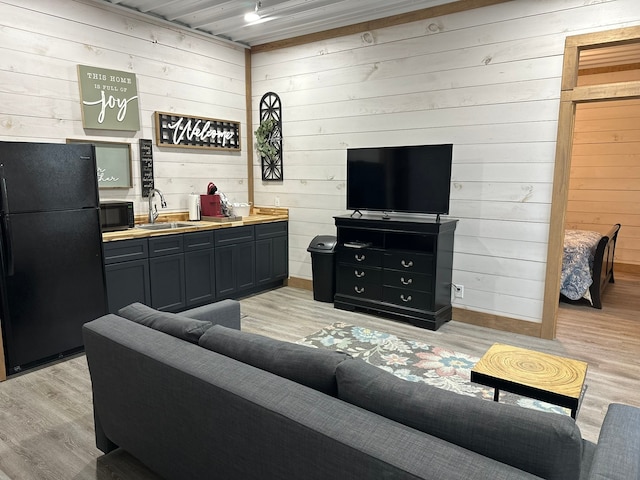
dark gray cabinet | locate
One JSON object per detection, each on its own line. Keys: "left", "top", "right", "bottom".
{"left": 334, "top": 215, "right": 457, "bottom": 331}
{"left": 255, "top": 221, "right": 288, "bottom": 287}
{"left": 184, "top": 231, "right": 216, "bottom": 308}
{"left": 149, "top": 235, "right": 186, "bottom": 312}
{"left": 103, "top": 238, "right": 151, "bottom": 314}
{"left": 103, "top": 221, "right": 287, "bottom": 313}
{"left": 214, "top": 225, "right": 255, "bottom": 298}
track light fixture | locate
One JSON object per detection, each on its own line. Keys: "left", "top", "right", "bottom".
{"left": 244, "top": 1, "right": 262, "bottom": 22}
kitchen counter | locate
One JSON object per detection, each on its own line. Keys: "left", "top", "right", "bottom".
{"left": 102, "top": 207, "right": 288, "bottom": 242}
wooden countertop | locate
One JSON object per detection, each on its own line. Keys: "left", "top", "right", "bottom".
{"left": 103, "top": 207, "right": 288, "bottom": 242}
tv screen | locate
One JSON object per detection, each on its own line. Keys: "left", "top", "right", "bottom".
{"left": 346, "top": 144, "right": 453, "bottom": 215}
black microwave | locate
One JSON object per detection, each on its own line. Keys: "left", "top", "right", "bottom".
{"left": 99, "top": 200, "right": 134, "bottom": 232}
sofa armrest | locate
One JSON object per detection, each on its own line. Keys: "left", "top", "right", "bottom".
{"left": 588, "top": 404, "right": 640, "bottom": 480}
{"left": 182, "top": 300, "right": 241, "bottom": 330}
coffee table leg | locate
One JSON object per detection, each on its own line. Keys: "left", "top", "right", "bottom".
{"left": 493, "top": 388, "right": 500, "bottom": 402}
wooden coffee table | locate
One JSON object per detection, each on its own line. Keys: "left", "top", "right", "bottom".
{"left": 471, "top": 343, "right": 588, "bottom": 418}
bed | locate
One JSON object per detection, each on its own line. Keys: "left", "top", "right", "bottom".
{"left": 560, "top": 224, "right": 621, "bottom": 309}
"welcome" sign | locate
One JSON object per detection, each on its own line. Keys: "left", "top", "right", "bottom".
{"left": 155, "top": 111, "right": 241, "bottom": 151}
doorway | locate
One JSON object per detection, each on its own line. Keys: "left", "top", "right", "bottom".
{"left": 541, "top": 26, "right": 640, "bottom": 339}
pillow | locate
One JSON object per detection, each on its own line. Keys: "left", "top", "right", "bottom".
{"left": 199, "top": 325, "right": 351, "bottom": 396}
{"left": 336, "top": 359, "right": 583, "bottom": 480}
{"left": 118, "top": 303, "right": 212, "bottom": 344}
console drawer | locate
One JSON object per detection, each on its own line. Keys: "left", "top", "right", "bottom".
{"left": 337, "top": 264, "right": 382, "bottom": 285}
{"left": 383, "top": 251, "right": 433, "bottom": 274}
{"left": 337, "top": 248, "right": 383, "bottom": 267}
{"left": 383, "top": 286, "right": 432, "bottom": 310}
{"left": 337, "top": 277, "right": 382, "bottom": 301}
{"left": 383, "top": 270, "right": 432, "bottom": 292}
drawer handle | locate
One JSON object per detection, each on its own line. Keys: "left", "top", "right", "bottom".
{"left": 354, "top": 270, "right": 365, "bottom": 278}
{"left": 355, "top": 254, "right": 366, "bottom": 262}
{"left": 354, "top": 286, "right": 365, "bottom": 294}
{"left": 400, "top": 294, "right": 412, "bottom": 302}
{"left": 401, "top": 277, "right": 412, "bottom": 285}
{"left": 401, "top": 260, "right": 414, "bottom": 268}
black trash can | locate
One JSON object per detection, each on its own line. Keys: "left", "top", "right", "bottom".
{"left": 307, "top": 235, "right": 337, "bottom": 303}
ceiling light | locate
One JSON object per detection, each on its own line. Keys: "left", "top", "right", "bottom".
{"left": 244, "top": 1, "right": 262, "bottom": 22}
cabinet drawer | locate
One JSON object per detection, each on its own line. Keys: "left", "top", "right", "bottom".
{"left": 215, "top": 225, "right": 255, "bottom": 246}
{"left": 337, "top": 264, "right": 381, "bottom": 285}
{"left": 383, "top": 287, "right": 433, "bottom": 310}
{"left": 255, "top": 221, "right": 287, "bottom": 239}
{"left": 336, "top": 277, "right": 382, "bottom": 301}
{"left": 383, "top": 251, "right": 433, "bottom": 274}
{"left": 149, "top": 235, "right": 184, "bottom": 257}
{"left": 184, "top": 231, "right": 214, "bottom": 251}
{"left": 337, "top": 248, "right": 382, "bottom": 267}
{"left": 383, "top": 270, "right": 432, "bottom": 292}
{"left": 103, "top": 238, "right": 148, "bottom": 265}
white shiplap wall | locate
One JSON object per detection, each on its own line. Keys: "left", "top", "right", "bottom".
{"left": 0, "top": 0, "right": 248, "bottom": 217}
{"left": 251, "top": 0, "right": 640, "bottom": 323}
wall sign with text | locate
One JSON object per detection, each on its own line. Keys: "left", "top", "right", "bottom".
{"left": 154, "top": 111, "right": 241, "bottom": 151}
{"left": 77, "top": 65, "right": 140, "bottom": 131}
{"left": 139, "top": 139, "right": 154, "bottom": 198}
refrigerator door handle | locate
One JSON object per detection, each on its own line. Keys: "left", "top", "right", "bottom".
{"left": 0, "top": 172, "right": 14, "bottom": 276}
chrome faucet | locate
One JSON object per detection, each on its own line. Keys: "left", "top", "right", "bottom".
{"left": 148, "top": 188, "right": 167, "bottom": 223}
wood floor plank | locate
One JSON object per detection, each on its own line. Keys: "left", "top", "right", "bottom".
{"left": 0, "top": 273, "right": 638, "bottom": 478}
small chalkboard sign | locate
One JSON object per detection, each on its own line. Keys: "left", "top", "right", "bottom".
{"left": 140, "top": 139, "right": 154, "bottom": 198}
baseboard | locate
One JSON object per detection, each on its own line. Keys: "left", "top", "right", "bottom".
{"left": 287, "top": 276, "right": 543, "bottom": 337}
{"left": 614, "top": 262, "right": 640, "bottom": 274}
{"left": 452, "top": 307, "right": 542, "bottom": 337}
{"left": 287, "top": 277, "right": 312, "bottom": 290}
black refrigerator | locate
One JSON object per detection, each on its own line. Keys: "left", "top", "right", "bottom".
{"left": 0, "top": 141, "right": 107, "bottom": 376}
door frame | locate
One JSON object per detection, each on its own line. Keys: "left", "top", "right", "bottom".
{"left": 541, "top": 26, "right": 640, "bottom": 339}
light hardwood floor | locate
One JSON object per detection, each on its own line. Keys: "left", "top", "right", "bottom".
{"left": 1, "top": 273, "right": 638, "bottom": 479}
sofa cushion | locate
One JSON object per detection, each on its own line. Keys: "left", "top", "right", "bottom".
{"left": 336, "top": 359, "right": 584, "bottom": 480}
{"left": 118, "top": 303, "right": 212, "bottom": 344}
{"left": 199, "top": 325, "right": 351, "bottom": 396}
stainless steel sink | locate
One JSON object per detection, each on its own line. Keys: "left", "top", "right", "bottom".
{"left": 137, "top": 222, "right": 194, "bottom": 231}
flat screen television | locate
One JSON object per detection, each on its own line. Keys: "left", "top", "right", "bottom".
{"left": 346, "top": 144, "right": 453, "bottom": 217}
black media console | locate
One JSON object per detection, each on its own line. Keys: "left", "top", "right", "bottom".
{"left": 334, "top": 214, "right": 457, "bottom": 331}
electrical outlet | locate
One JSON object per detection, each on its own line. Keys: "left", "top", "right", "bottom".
{"left": 275, "top": 196, "right": 280, "bottom": 207}
{"left": 453, "top": 284, "right": 464, "bottom": 299}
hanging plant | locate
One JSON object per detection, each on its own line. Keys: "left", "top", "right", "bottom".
{"left": 255, "top": 118, "right": 278, "bottom": 160}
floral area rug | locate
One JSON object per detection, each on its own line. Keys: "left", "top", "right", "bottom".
{"left": 298, "top": 322, "right": 569, "bottom": 416}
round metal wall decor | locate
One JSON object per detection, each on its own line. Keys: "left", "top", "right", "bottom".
{"left": 258, "top": 92, "right": 283, "bottom": 181}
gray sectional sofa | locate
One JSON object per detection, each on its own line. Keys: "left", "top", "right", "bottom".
{"left": 83, "top": 301, "right": 640, "bottom": 480}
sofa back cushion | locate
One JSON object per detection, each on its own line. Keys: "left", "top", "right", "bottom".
{"left": 336, "top": 359, "right": 584, "bottom": 480}
{"left": 118, "top": 303, "right": 212, "bottom": 344}
{"left": 199, "top": 325, "right": 350, "bottom": 396}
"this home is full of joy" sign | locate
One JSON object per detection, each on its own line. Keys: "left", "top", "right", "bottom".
{"left": 77, "top": 65, "right": 140, "bottom": 131}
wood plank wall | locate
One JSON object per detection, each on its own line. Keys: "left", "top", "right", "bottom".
{"left": 567, "top": 70, "right": 640, "bottom": 268}
{"left": 251, "top": 0, "right": 640, "bottom": 325}
{"left": 0, "top": 0, "right": 249, "bottom": 216}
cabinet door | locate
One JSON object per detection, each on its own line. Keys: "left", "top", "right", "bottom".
{"left": 236, "top": 242, "right": 255, "bottom": 291}
{"left": 272, "top": 234, "right": 288, "bottom": 280}
{"left": 215, "top": 245, "right": 236, "bottom": 297}
{"left": 255, "top": 239, "right": 272, "bottom": 286}
{"left": 149, "top": 254, "right": 186, "bottom": 312}
{"left": 105, "top": 259, "right": 151, "bottom": 313}
{"left": 185, "top": 249, "right": 215, "bottom": 308}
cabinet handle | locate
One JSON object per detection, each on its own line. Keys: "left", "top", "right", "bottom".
{"left": 355, "top": 254, "right": 366, "bottom": 262}
{"left": 400, "top": 294, "right": 412, "bottom": 302}
{"left": 354, "top": 270, "right": 365, "bottom": 278}
{"left": 400, "top": 277, "right": 412, "bottom": 285}
{"left": 354, "top": 286, "right": 365, "bottom": 294}
{"left": 401, "top": 260, "right": 414, "bottom": 268}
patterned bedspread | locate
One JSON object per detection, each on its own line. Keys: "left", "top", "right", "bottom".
{"left": 561, "top": 229, "right": 602, "bottom": 302}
